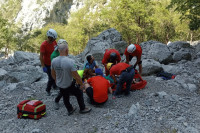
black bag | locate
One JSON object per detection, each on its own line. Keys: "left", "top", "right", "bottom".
{"left": 156, "top": 71, "right": 175, "bottom": 80}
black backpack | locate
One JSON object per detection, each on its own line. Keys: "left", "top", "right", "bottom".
{"left": 156, "top": 71, "right": 175, "bottom": 80}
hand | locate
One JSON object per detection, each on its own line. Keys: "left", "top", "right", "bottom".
{"left": 43, "top": 67, "right": 47, "bottom": 73}
{"left": 80, "top": 84, "right": 85, "bottom": 90}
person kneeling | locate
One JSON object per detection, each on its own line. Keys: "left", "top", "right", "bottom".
{"left": 84, "top": 71, "right": 112, "bottom": 105}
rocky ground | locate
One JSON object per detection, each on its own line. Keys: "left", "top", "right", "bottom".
{"left": 0, "top": 70, "right": 200, "bottom": 133}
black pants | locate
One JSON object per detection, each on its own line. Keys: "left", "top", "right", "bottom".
{"left": 45, "top": 65, "right": 56, "bottom": 92}
{"left": 86, "top": 87, "right": 107, "bottom": 105}
{"left": 55, "top": 91, "right": 62, "bottom": 103}
{"left": 59, "top": 81, "right": 85, "bottom": 112}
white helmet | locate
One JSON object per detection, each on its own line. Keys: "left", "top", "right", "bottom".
{"left": 47, "top": 29, "right": 57, "bottom": 39}
{"left": 127, "top": 44, "right": 136, "bottom": 53}
{"left": 55, "top": 39, "right": 68, "bottom": 50}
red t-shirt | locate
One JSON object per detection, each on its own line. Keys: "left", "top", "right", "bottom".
{"left": 87, "top": 76, "right": 110, "bottom": 103}
{"left": 102, "top": 49, "right": 121, "bottom": 64}
{"left": 110, "top": 63, "right": 130, "bottom": 76}
{"left": 124, "top": 44, "right": 142, "bottom": 58}
{"left": 40, "top": 40, "right": 57, "bottom": 66}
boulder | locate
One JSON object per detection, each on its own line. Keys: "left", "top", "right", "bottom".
{"left": 14, "top": 51, "right": 39, "bottom": 64}
{"left": 142, "top": 59, "right": 163, "bottom": 76}
{"left": 168, "top": 41, "right": 190, "bottom": 52}
{"left": 81, "top": 28, "right": 127, "bottom": 63}
{"left": 147, "top": 43, "right": 172, "bottom": 64}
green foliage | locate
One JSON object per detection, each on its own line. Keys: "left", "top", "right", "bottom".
{"left": 168, "top": 0, "right": 200, "bottom": 30}
{"left": 0, "top": 0, "right": 199, "bottom": 55}
{"left": 0, "top": 15, "right": 17, "bottom": 57}
{"left": 1, "top": 0, "right": 22, "bottom": 21}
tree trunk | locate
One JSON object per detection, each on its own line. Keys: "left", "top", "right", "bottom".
{"left": 190, "top": 32, "right": 193, "bottom": 43}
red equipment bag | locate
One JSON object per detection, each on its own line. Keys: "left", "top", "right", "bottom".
{"left": 17, "top": 100, "right": 46, "bottom": 120}
{"left": 111, "top": 69, "right": 147, "bottom": 91}
{"left": 131, "top": 70, "right": 147, "bottom": 90}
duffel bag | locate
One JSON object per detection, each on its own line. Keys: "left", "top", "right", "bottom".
{"left": 17, "top": 100, "right": 46, "bottom": 120}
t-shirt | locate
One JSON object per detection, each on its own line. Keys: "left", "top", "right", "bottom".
{"left": 84, "top": 61, "right": 96, "bottom": 70}
{"left": 124, "top": 44, "right": 142, "bottom": 58}
{"left": 87, "top": 76, "right": 110, "bottom": 103}
{"left": 102, "top": 49, "right": 121, "bottom": 64}
{"left": 40, "top": 40, "right": 57, "bottom": 66}
{"left": 51, "top": 56, "right": 77, "bottom": 88}
{"left": 51, "top": 50, "right": 60, "bottom": 61}
{"left": 110, "top": 62, "right": 130, "bottom": 76}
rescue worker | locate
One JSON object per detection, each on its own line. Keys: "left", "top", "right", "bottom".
{"left": 124, "top": 44, "right": 142, "bottom": 75}
{"left": 84, "top": 68, "right": 112, "bottom": 105}
{"left": 51, "top": 39, "right": 91, "bottom": 115}
{"left": 40, "top": 29, "right": 57, "bottom": 96}
{"left": 102, "top": 48, "right": 121, "bottom": 76}
{"left": 107, "top": 62, "right": 135, "bottom": 99}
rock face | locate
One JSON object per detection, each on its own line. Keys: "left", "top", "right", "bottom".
{"left": 14, "top": 0, "right": 84, "bottom": 32}
{"left": 0, "top": 29, "right": 200, "bottom": 133}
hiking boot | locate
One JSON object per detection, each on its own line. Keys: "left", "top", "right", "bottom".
{"left": 54, "top": 102, "right": 59, "bottom": 110}
{"left": 79, "top": 107, "right": 92, "bottom": 114}
{"left": 68, "top": 107, "right": 76, "bottom": 116}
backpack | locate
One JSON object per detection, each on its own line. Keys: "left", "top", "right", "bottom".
{"left": 156, "top": 71, "right": 176, "bottom": 80}
{"left": 17, "top": 100, "right": 46, "bottom": 120}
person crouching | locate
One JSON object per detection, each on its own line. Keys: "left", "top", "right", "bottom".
{"left": 84, "top": 68, "right": 112, "bottom": 105}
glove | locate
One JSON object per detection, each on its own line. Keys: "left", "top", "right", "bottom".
{"left": 43, "top": 67, "right": 47, "bottom": 73}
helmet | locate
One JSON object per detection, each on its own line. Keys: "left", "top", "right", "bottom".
{"left": 55, "top": 39, "right": 68, "bottom": 50}
{"left": 109, "top": 52, "right": 117, "bottom": 62}
{"left": 127, "top": 44, "right": 136, "bottom": 53}
{"left": 107, "top": 63, "right": 113, "bottom": 70}
{"left": 47, "top": 29, "right": 57, "bottom": 39}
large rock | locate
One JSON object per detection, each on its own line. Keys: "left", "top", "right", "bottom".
{"left": 147, "top": 43, "right": 172, "bottom": 64}
{"left": 14, "top": 51, "right": 39, "bottom": 64}
{"left": 142, "top": 59, "right": 163, "bottom": 76}
{"left": 81, "top": 28, "right": 127, "bottom": 63}
{"left": 172, "top": 50, "right": 192, "bottom": 62}
{"left": 4, "top": 65, "right": 42, "bottom": 84}
{"left": 168, "top": 41, "right": 190, "bottom": 52}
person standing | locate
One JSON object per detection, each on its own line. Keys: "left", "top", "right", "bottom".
{"left": 51, "top": 39, "right": 91, "bottom": 115}
{"left": 124, "top": 44, "right": 142, "bottom": 75}
{"left": 40, "top": 29, "right": 57, "bottom": 96}
{"left": 102, "top": 48, "right": 121, "bottom": 76}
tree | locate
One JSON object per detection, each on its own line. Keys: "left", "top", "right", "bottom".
{"left": 0, "top": 15, "right": 16, "bottom": 57}
{"left": 168, "top": 0, "right": 200, "bottom": 31}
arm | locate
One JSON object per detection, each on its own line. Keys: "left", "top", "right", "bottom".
{"left": 51, "top": 68, "right": 56, "bottom": 80}
{"left": 125, "top": 55, "right": 129, "bottom": 64}
{"left": 135, "top": 56, "right": 142, "bottom": 75}
{"left": 40, "top": 52, "right": 45, "bottom": 67}
{"left": 72, "top": 71, "right": 84, "bottom": 90}
{"left": 94, "top": 61, "right": 98, "bottom": 69}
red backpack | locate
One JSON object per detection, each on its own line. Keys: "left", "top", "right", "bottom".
{"left": 17, "top": 100, "right": 46, "bottom": 120}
